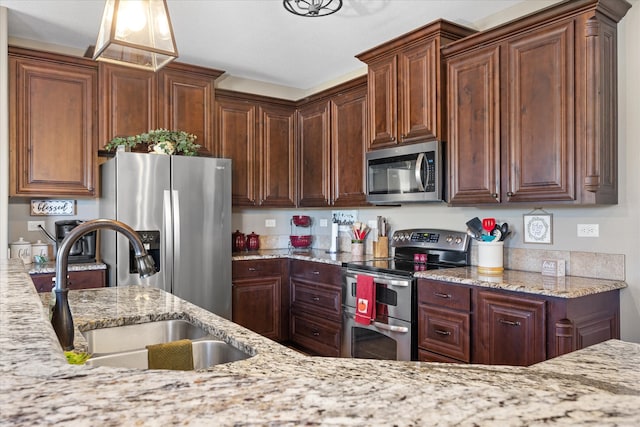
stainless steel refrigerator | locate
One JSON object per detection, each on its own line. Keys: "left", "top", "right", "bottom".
{"left": 100, "top": 152, "right": 232, "bottom": 319}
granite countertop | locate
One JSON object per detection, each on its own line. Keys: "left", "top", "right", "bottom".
{"left": 28, "top": 261, "right": 107, "bottom": 275}
{"left": 1, "top": 258, "right": 639, "bottom": 426}
{"left": 233, "top": 250, "right": 627, "bottom": 299}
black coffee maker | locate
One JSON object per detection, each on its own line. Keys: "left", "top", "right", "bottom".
{"left": 55, "top": 220, "right": 97, "bottom": 264}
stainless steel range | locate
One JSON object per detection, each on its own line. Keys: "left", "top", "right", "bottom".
{"left": 342, "top": 228, "right": 471, "bottom": 361}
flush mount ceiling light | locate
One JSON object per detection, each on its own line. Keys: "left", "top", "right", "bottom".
{"left": 283, "top": 0, "right": 343, "bottom": 17}
{"left": 93, "top": 0, "right": 178, "bottom": 72}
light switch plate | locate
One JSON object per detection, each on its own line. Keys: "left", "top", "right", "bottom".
{"left": 265, "top": 219, "right": 276, "bottom": 228}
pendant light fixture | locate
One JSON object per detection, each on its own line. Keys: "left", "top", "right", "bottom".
{"left": 93, "top": 0, "right": 178, "bottom": 72}
{"left": 283, "top": 0, "right": 343, "bottom": 17}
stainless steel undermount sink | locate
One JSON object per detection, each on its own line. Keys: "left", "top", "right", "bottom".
{"left": 80, "top": 319, "right": 253, "bottom": 370}
{"left": 81, "top": 319, "right": 213, "bottom": 355}
{"left": 85, "top": 339, "right": 252, "bottom": 370}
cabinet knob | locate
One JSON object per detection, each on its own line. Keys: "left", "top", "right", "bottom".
{"left": 507, "top": 192, "right": 514, "bottom": 197}
{"left": 390, "top": 136, "right": 396, "bottom": 142}
{"left": 492, "top": 193, "right": 498, "bottom": 199}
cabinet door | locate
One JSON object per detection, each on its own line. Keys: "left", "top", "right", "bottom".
{"left": 99, "top": 63, "right": 157, "bottom": 147}
{"left": 504, "top": 21, "right": 575, "bottom": 202}
{"left": 297, "top": 100, "right": 331, "bottom": 207}
{"left": 447, "top": 45, "right": 501, "bottom": 204}
{"left": 398, "top": 40, "right": 439, "bottom": 143}
{"left": 232, "top": 276, "right": 282, "bottom": 341}
{"left": 159, "top": 68, "right": 216, "bottom": 156}
{"left": 216, "top": 98, "right": 257, "bottom": 206}
{"left": 366, "top": 56, "right": 397, "bottom": 149}
{"left": 259, "top": 104, "right": 296, "bottom": 207}
{"left": 476, "top": 290, "right": 546, "bottom": 366}
{"left": 10, "top": 55, "right": 97, "bottom": 197}
{"left": 330, "top": 85, "right": 368, "bottom": 206}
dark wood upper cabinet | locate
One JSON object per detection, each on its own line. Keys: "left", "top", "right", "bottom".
{"left": 99, "top": 61, "right": 223, "bottom": 156}
{"left": 357, "top": 20, "right": 475, "bottom": 150}
{"left": 216, "top": 90, "right": 296, "bottom": 207}
{"left": 216, "top": 96, "right": 257, "bottom": 206}
{"left": 297, "top": 77, "right": 368, "bottom": 207}
{"left": 444, "top": 0, "right": 630, "bottom": 205}
{"left": 158, "top": 63, "right": 218, "bottom": 156}
{"left": 9, "top": 48, "right": 98, "bottom": 197}
{"left": 297, "top": 99, "right": 331, "bottom": 207}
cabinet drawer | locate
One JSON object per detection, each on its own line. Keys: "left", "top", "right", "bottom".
{"left": 418, "top": 348, "right": 463, "bottom": 364}
{"left": 290, "top": 312, "right": 341, "bottom": 357}
{"left": 418, "top": 279, "right": 470, "bottom": 311}
{"left": 289, "top": 260, "right": 341, "bottom": 285}
{"left": 418, "top": 304, "right": 470, "bottom": 362}
{"left": 31, "top": 270, "right": 106, "bottom": 293}
{"left": 232, "top": 259, "right": 285, "bottom": 278}
{"left": 290, "top": 278, "right": 341, "bottom": 319}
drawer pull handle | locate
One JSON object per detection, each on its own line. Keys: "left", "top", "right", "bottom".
{"left": 499, "top": 319, "right": 521, "bottom": 327}
{"left": 312, "top": 296, "right": 320, "bottom": 302}
{"left": 435, "top": 329, "right": 451, "bottom": 336}
{"left": 434, "top": 292, "right": 451, "bottom": 299}
{"left": 248, "top": 267, "right": 257, "bottom": 272}
{"left": 312, "top": 271, "right": 320, "bottom": 275}
{"left": 311, "top": 329, "right": 320, "bottom": 336}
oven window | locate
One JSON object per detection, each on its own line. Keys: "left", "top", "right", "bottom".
{"left": 352, "top": 327, "right": 397, "bottom": 360}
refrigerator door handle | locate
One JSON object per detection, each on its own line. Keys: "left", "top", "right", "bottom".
{"left": 172, "top": 189, "right": 181, "bottom": 290}
{"left": 164, "top": 190, "right": 174, "bottom": 293}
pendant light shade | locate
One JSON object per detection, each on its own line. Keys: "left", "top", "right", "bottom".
{"left": 283, "top": 0, "right": 343, "bottom": 17}
{"left": 93, "top": 0, "right": 178, "bottom": 71}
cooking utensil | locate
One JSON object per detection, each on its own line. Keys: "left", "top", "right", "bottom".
{"left": 466, "top": 227, "right": 481, "bottom": 241}
{"left": 490, "top": 225, "right": 503, "bottom": 241}
{"left": 466, "top": 217, "right": 483, "bottom": 236}
{"left": 500, "top": 222, "right": 509, "bottom": 238}
{"left": 482, "top": 218, "right": 496, "bottom": 234}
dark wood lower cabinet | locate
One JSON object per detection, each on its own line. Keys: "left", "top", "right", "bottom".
{"left": 31, "top": 269, "right": 106, "bottom": 293}
{"left": 231, "top": 259, "right": 289, "bottom": 342}
{"left": 475, "top": 290, "right": 546, "bottom": 366}
{"left": 289, "top": 260, "right": 342, "bottom": 357}
{"left": 419, "top": 278, "right": 620, "bottom": 367}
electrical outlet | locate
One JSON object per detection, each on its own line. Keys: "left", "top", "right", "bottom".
{"left": 265, "top": 219, "right": 276, "bottom": 228}
{"left": 577, "top": 224, "right": 599, "bottom": 237}
{"left": 28, "top": 221, "right": 45, "bottom": 231}
{"left": 319, "top": 219, "right": 328, "bottom": 227}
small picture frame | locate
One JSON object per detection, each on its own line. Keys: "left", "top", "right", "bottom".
{"left": 523, "top": 210, "right": 553, "bottom": 244}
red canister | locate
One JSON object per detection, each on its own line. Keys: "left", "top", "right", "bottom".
{"left": 233, "top": 230, "right": 246, "bottom": 252}
{"left": 246, "top": 232, "right": 260, "bottom": 251}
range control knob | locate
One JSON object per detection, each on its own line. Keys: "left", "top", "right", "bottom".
{"left": 454, "top": 236, "right": 463, "bottom": 245}
{"left": 446, "top": 235, "right": 454, "bottom": 243}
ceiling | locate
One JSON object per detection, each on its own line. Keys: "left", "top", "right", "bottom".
{"left": 0, "top": 0, "right": 561, "bottom": 91}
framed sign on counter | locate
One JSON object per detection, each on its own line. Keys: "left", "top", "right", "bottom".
{"left": 523, "top": 209, "right": 552, "bottom": 244}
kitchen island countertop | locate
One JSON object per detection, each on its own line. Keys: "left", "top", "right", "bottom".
{"left": 1, "top": 259, "right": 639, "bottom": 426}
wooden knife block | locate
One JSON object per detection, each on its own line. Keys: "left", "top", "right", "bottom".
{"left": 373, "top": 236, "right": 389, "bottom": 258}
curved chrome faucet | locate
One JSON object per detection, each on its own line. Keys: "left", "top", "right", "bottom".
{"left": 51, "top": 219, "right": 157, "bottom": 350}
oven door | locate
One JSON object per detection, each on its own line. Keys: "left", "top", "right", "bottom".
{"left": 342, "top": 308, "right": 413, "bottom": 360}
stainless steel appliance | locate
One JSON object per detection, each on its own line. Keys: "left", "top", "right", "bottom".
{"left": 366, "top": 141, "right": 442, "bottom": 204}
{"left": 55, "top": 220, "right": 96, "bottom": 264}
{"left": 342, "top": 228, "right": 470, "bottom": 361}
{"left": 100, "top": 152, "right": 232, "bottom": 319}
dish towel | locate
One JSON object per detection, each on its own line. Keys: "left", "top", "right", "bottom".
{"left": 355, "top": 274, "right": 375, "bottom": 325}
{"left": 147, "top": 339, "right": 194, "bottom": 371}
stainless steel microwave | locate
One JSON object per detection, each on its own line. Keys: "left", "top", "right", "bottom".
{"left": 366, "top": 141, "right": 442, "bottom": 204}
